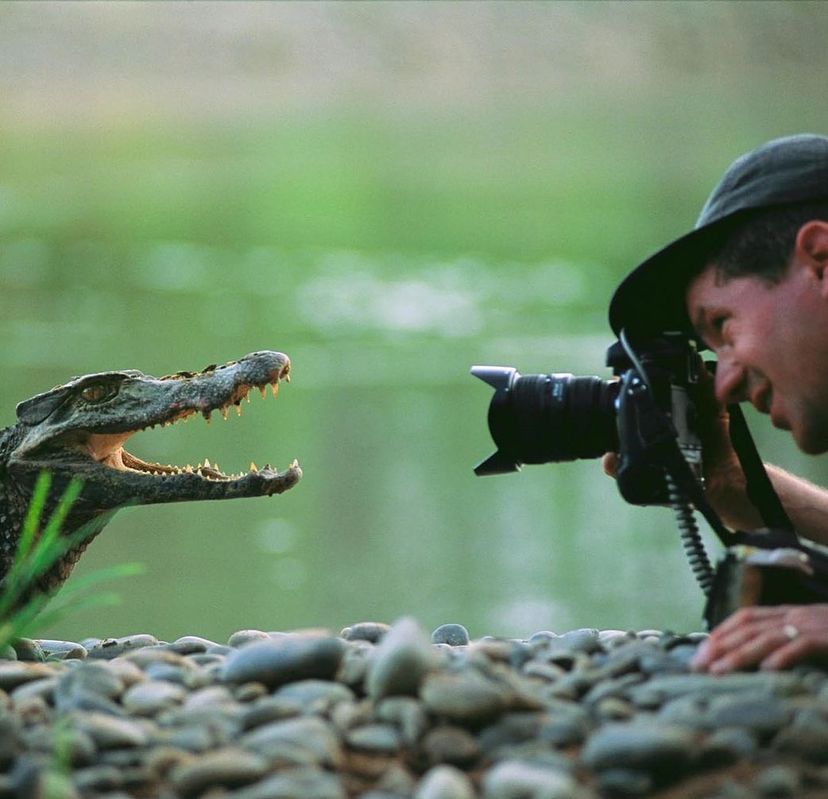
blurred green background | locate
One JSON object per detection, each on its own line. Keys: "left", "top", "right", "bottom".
{"left": 1, "top": 1, "right": 827, "bottom": 642}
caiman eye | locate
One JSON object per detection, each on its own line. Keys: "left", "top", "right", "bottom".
{"left": 80, "top": 384, "right": 118, "bottom": 403}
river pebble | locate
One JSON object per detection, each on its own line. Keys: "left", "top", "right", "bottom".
{"left": 4, "top": 620, "right": 828, "bottom": 797}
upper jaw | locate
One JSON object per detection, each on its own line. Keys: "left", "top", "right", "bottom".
{"left": 10, "top": 350, "right": 301, "bottom": 500}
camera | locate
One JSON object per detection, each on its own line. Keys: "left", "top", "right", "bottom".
{"left": 471, "top": 332, "right": 704, "bottom": 505}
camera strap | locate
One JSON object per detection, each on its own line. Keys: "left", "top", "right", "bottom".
{"left": 726, "top": 403, "right": 798, "bottom": 540}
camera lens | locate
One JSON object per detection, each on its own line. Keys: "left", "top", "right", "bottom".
{"left": 472, "top": 366, "right": 619, "bottom": 474}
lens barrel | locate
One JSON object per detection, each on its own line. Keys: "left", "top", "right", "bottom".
{"left": 472, "top": 366, "right": 619, "bottom": 475}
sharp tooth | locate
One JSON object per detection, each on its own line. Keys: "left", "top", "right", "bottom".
{"left": 235, "top": 405, "right": 242, "bottom": 417}
{"left": 185, "top": 465, "right": 193, "bottom": 473}
{"left": 202, "top": 410, "right": 212, "bottom": 423}
{"left": 259, "top": 386, "right": 267, "bottom": 399}
{"left": 204, "top": 458, "right": 212, "bottom": 469}
{"left": 270, "top": 382, "right": 279, "bottom": 397}
{"left": 249, "top": 461, "right": 258, "bottom": 472}
{"left": 285, "top": 373, "right": 291, "bottom": 383}
{"left": 213, "top": 461, "right": 220, "bottom": 473}
{"left": 220, "top": 407, "right": 228, "bottom": 420}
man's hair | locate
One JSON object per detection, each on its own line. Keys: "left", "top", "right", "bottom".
{"left": 710, "top": 202, "right": 828, "bottom": 284}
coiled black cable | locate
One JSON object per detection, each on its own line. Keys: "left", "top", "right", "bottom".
{"left": 665, "top": 470, "right": 714, "bottom": 596}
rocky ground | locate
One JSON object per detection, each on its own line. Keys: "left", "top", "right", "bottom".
{"left": 1, "top": 618, "right": 827, "bottom": 798}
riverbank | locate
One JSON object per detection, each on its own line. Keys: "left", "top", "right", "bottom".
{"left": 1, "top": 618, "right": 826, "bottom": 798}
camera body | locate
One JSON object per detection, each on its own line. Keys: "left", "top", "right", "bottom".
{"left": 472, "top": 332, "right": 703, "bottom": 505}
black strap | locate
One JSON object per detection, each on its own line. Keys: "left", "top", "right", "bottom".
{"left": 727, "top": 403, "right": 798, "bottom": 541}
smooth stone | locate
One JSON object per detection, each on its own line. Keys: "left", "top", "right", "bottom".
{"left": 239, "top": 716, "right": 343, "bottom": 769}
{"left": 11, "top": 677, "right": 58, "bottom": 706}
{"left": 366, "top": 617, "right": 436, "bottom": 701}
{"left": 36, "top": 640, "right": 87, "bottom": 661}
{"left": 595, "top": 768, "right": 654, "bottom": 796}
{"left": 72, "top": 711, "right": 150, "bottom": 749}
{"left": 170, "top": 747, "right": 268, "bottom": 796}
{"left": 183, "top": 684, "right": 235, "bottom": 708}
{"left": 0, "top": 662, "right": 54, "bottom": 691}
{"left": 415, "top": 765, "right": 475, "bottom": 799}
{"left": 345, "top": 723, "right": 401, "bottom": 753}
{"left": 54, "top": 662, "right": 124, "bottom": 708}
{"left": 431, "top": 624, "right": 470, "bottom": 647}
{"left": 420, "top": 725, "right": 479, "bottom": 767}
{"left": 86, "top": 635, "right": 159, "bottom": 659}
{"left": 420, "top": 667, "right": 512, "bottom": 724}
{"left": 234, "top": 682, "right": 268, "bottom": 705}
{"left": 143, "top": 662, "right": 209, "bottom": 689}
{"left": 223, "top": 766, "right": 346, "bottom": 799}
{"left": 754, "top": 765, "right": 801, "bottom": 798}
{"left": 482, "top": 759, "right": 579, "bottom": 799}
{"left": 700, "top": 727, "right": 758, "bottom": 766}
{"left": 580, "top": 721, "right": 695, "bottom": 777}
{"left": 240, "top": 696, "right": 303, "bottom": 730}
{"left": 275, "top": 678, "right": 355, "bottom": 712}
{"left": 161, "top": 636, "right": 217, "bottom": 655}
{"left": 12, "top": 639, "right": 46, "bottom": 662}
{"left": 72, "top": 765, "right": 123, "bottom": 793}
{"left": 21, "top": 724, "right": 96, "bottom": 767}
{"left": 122, "top": 680, "right": 186, "bottom": 716}
{"left": 706, "top": 693, "right": 793, "bottom": 740}
{"left": 227, "top": 630, "right": 270, "bottom": 648}
{"left": 340, "top": 622, "right": 390, "bottom": 643}
{"left": 773, "top": 708, "right": 828, "bottom": 763}
{"left": 221, "top": 635, "right": 346, "bottom": 688}
{"left": 0, "top": 716, "right": 20, "bottom": 767}
{"left": 375, "top": 696, "right": 429, "bottom": 747}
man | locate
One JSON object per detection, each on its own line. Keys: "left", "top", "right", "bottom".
{"left": 608, "top": 133, "right": 828, "bottom": 673}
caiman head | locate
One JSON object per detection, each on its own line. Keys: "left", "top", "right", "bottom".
{"left": 1, "top": 350, "right": 302, "bottom": 593}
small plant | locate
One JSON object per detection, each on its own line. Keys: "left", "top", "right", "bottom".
{"left": 0, "top": 472, "right": 143, "bottom": 652}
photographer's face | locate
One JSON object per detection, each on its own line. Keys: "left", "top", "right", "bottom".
{"left": 686, "top": 255, "right": 828, "bottom": 454}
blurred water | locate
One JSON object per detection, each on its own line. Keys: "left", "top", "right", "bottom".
{"left": 3, "top": 238, "right": 808, "bottom": 642}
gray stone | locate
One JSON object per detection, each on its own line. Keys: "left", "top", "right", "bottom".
{"left": 340, "top": 622, "right": 390, "bottom": 643}
{"left": 420, "top": 667, "right": 512, "bottom": 724}
{"left": 170, "top": 747, "right": 268, "bottom": 796}
{"left": 224, "top": 766, "right": 346, "bottom": 799}
{"left": 276, "top": 678, "right": 354, "bottom": 712}
{"left": 72, "top": 711, "right": 150, "bottom": 749}
{"left": 431, "top": 624, "right": 470, "bottom": 647}
{"left": 375, "top": 696, "right": 429, "bottom": 746}
{"left": 240, "top": 716, "right": 343, "bottom": 769}
{"left": 580, "top": 721, "right": 696, "bottom": 778}
{"left": 227, "top": 629, "right": 270, "bottom": 648}
{"left": 415, "top": 765, "right": 475, "bottom": 799}
{"left": 366, "top": 617, "right": 436, "bottom": 701}
{"left": 86, "top": 635, "right": 159, "bottom": 659}
{"left": 36, "top": 640, "right": 87, "bottom": 661}
{"left": 420, "top": 725, "right": 479, "bottom": 767}
{"left": 221, "top": 635, "right": 346, "bottom": 688}
{"left": 754, "top": 765, "right": 801, "bottom": 798}
{"left": 482, "top": 759, "right": 579, "bottom": 799}
{"left": 0, "top": 661, "right": 54, "bottom": 691}
{"left": 122, "top": 680, "right": 186, "bottom": 716}
{"left": 345, "top": 723, "right": 401, "bottom": 753}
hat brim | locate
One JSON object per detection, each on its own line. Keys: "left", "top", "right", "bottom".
{"left": 608, "top": 214, "right": 741, "bottom": 342}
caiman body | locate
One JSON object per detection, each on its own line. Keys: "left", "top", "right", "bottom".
{"left": 0, "top": 351, "right": 301, "bottom": 596}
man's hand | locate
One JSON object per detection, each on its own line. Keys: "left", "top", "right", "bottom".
{"left": 692, "top": 604, "right": 828, "bottom": 673}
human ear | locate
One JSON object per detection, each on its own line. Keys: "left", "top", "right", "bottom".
{"left": 795, "top": 220, "right": 828, "bottom": 295}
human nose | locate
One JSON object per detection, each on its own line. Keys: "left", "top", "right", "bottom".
{"left": 713, "top": 355, "right": 747, "bottom": 406}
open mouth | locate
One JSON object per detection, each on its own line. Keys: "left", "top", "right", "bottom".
{"left": 64, "top": 355, "right": 302, "bottom": 495}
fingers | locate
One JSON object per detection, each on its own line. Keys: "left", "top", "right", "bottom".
{"left": 692, "top": 604, "right": 828, "bottom": 673}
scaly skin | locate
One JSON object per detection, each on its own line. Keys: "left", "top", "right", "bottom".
{"left": 0, "top": 351, "right": 302, "bottom": 597}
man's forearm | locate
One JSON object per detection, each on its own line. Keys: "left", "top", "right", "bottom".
{"left": 709, "top": 463, "right": 828, "bottom": 546}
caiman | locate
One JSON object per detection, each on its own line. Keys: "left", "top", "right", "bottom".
{"left": 0, "top": 351, "right": 302, "bottom": 597}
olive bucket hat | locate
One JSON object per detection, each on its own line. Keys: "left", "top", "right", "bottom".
{"left": 608, "top": 133, "right": 828, "bottom": 340}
